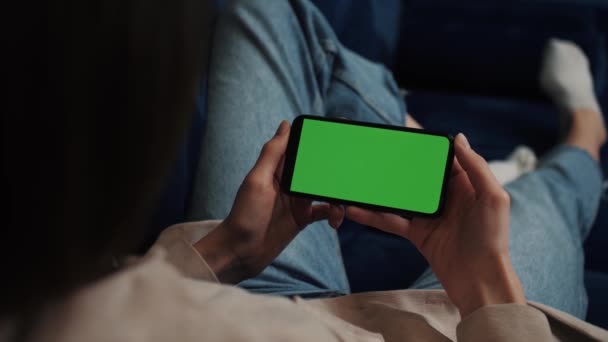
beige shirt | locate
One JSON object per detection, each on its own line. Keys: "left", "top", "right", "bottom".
{"left": 22, "top": 221, "right": 608, "bottom": 341}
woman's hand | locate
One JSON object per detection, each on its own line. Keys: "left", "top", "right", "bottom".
{"left": 346, "top": 133, "right": 525, "bottom": 317}
{"left": 194, "top": 121, "right": 344, "bottom": 284}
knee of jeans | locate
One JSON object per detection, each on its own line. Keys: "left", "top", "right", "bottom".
{"left": 221, "top": 0, "right": 297, "bottom": 38}
{"left": 226, "top": 0, "right": 292, "bottom": 17}
{"left": 223, "top": 0, "right": 326, "bottom": 39}
{"left": 219, "top": 0, "right": 336, "bottom": 84}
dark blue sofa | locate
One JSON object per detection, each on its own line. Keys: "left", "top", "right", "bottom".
{"left": 147, "top": 0, "right": 608, "bottom": 328}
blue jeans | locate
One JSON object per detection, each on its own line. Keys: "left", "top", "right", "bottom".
{"left": 188, "top": 0, "right": 604, "bottom": 318}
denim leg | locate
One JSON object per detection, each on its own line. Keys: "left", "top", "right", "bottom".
{"left": 187, "top": 0, "right": 406, "bottom": 297}
{"left": 410, "top": 146, "right": 604, "bottom": 319}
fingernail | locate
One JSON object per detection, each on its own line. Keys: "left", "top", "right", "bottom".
{"left": 456, "top": 133, "right": 470, "bottom": 149}
{"left": 275, "top": 121, "right": 288, "bottom": 136}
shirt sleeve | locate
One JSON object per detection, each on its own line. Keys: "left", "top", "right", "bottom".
{"left": 456, "top": 304, "right": 553, "bottom": 342}
{"left": 146, "top": 220, "right": 223, "bottom": 283}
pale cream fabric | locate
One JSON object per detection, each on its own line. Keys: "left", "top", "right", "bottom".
{"left": 18, "top": 222, "right": 608, "bottom": 341}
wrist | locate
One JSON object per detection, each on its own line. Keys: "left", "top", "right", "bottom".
{"left": 457, "top": 254, "right": 526, "bottom": 318}
{"left": 193, "top": 222, "right": 247, "bottom": 284}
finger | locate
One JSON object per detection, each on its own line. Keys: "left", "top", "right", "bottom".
{"left": 405, "top": 114, "right": 423, "bottom": 129}
{"left": 252, "top": 121, "right": 290, "bottom": 179}
{"left": 345, "top": 206, "right": 411, "bottom": 239}
{"left": 290, "top": 196, "right": 315, "bottom": 227}
{"left": 328, "top": 204, "right": 345, "bottom": 229}
{"left": 274, "top": 155, "right": 286, "bottom": 183}
{"left": 451, "top": 155, "right": 463, "bottom": 174}
{"left": 449, "top": 155, "right": 466, "bottom": 181}
{"left": 446, "top": 155, "right": 475, "bottom": 197}
{"left": 453, "top": 133, "right": 502, "bottom": 195}
{"left": 308, "top": 203, "right": 331, "bottom": 223}
{"left": 445, "top": 161, "right": 475, "bottom": 205}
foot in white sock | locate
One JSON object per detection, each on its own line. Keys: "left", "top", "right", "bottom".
{"left": 540, "top": 38, "right": 606, "bottom": 148}
{"left": 540, "top": 38, "right": 601, "bottom": 114}
{"left": 488, "top": 146, "right": 537, "bottom": 185}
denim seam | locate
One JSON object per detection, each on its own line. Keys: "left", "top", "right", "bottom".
{"left": 332, "top": 70, "right": 399, "bottom": 125}
{"left": 311, "top": 39, "right": 335, "bottom": 110}
{"left": 317, "top": 38, "right": 401, "bottom": 125}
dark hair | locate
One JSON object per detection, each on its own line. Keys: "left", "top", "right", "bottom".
{"left": 3, "top": 0, "right": 214, "bottom": 319}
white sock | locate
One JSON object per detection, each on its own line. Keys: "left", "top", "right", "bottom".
{"left": 488, "top": 146, "right": 537, "bottom": 185}
{"left": 540, "top": 38, "right": 601, "bottom": 114}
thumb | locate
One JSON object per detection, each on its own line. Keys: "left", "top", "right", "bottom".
{"left": 252, "top": 121, "right": 290, "bottom": 178}
{"left": 454, "top": 133, "right": 502, "bottom": 196}
{"left": 303, "top": 203, "right": 344, "bottom": 229}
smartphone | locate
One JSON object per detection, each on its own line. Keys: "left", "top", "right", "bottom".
{"left": 281, "top": 115, "right": 454, "bottom": 218}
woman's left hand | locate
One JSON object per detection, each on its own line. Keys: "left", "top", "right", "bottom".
{"left": 193, "top": 121, "right": 344, "bottom": 283}
{"left": 345, "top": 134, "right": 525, "bottom": 317}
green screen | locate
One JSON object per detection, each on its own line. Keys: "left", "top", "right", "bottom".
{"left": 290, "top": 119, "right": 451, "bottom": 214}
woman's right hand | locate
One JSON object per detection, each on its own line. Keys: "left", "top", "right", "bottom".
{"left": 346, "top": 133, "right": 526, "bottom": 317}
{"left": 193, "top": 121, "right": 344, "bottom": 284}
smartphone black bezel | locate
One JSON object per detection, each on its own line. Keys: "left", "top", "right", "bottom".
{"left": 281, "top": 115, "right": 454, "bottom": 218}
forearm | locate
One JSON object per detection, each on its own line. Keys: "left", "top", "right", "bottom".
{"left": 147, "top": 221, "right": 224, "bottom": 282}
{"left": 193, "top": 223, "right": 249, "bottom": 284}
{"left": 453, "top": 255, "right": 526, "bottom": 318}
